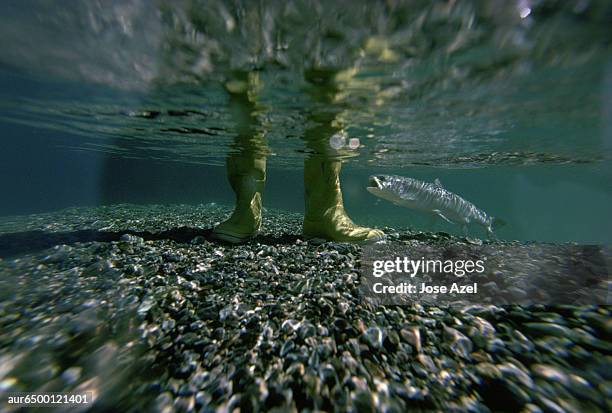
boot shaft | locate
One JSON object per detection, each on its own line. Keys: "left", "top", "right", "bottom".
{"left": 304, "top": 158, "right": 344, "bottom": 221}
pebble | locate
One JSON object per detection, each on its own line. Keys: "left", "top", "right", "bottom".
{"left": 532, "top": 364, "right": 570, "bottom": 387}
{"left": 400, "top": 327, "right": 421, "bottom": 352}
{"left": 498, "top": 362, "right": 534, "bottom": 389}
{"left": 61, "top": 367, "right": 82, "bottom": 384}
{"left": 524, "top": 322, "right": 575, "bottom": 339}
{"left": 137, "top": 297, "right": 155, "bottom": 315}
{"left": 362, "top": 326, "right": 383, "bottom": 350}
{"left": 417, "top": 354, "right": 437, "bottom": 372}
{"left": 298, "top": 322, "right": 316, "bottom": 340}
{"left": 443, "top": 326, "right": 473, "bottom": 359}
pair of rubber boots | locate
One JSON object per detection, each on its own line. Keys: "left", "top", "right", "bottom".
{"left": 212, "top": 156, "right": 384, "bottom": 243}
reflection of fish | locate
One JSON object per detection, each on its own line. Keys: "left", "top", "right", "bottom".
{"left": 367, "top": 175, "right": 502, "bottom": 236}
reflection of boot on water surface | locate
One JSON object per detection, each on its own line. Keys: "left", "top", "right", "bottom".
{"left": 212, "top": 69, "right": 384, "bottom": 243}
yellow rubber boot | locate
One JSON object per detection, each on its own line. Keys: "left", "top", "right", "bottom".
{"left": 212, "top": 71, "right": 268, "bottom": 244}
{"left": 303, "top": 158, "right": 384, "bottom": 242}
{"left": 212, "top": 155, "right": 266, "bottom": 243}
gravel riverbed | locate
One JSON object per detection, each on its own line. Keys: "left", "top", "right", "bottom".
{"left": 0, "top": 204, "right": 610, "bottom": 412}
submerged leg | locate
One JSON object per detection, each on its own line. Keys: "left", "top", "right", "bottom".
{"left": 302, "top": 68, "right": 384, "bottom": 242}
{"left": 213, "top": 155, "right": 266, "bottom": 243}
{"left": 212, "top": 72, "right": 268, "bottom": 244}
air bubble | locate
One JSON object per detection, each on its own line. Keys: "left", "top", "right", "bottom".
{"left": 348, "top": 138, "right": 360, "bottom": 149}
{"left": 329, "top": 132, "right": 347, "bottom": 149}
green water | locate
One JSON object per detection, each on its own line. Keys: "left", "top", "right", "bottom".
{"left": 0, "top": 0, "right": 610, "bottom": 243}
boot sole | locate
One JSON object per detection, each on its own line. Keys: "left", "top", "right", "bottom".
{"left": 211, "top": 229, "right": 259, "bottom": 244}
{"left": 303, "top": 232, "right": 386, "bottom": 244}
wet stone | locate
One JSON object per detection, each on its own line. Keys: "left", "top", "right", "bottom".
{"left": 173, "top": 395, "right": 195, "bottom": 412}
{"left": 486, "top": 338, "right": 506, "bottom": 353}
{"left": 281, "top": 319, "right": 301, "bottom": 333}
{"left": 475, "top": 363, "right": 501, "bottom": 380}
{"left": 280, "top": 340, "right": 295, "bottom": 358}
{"left": 444, "top": 326, "right": 473, "bottom": 359}
{"left": 44, "top": 245, "right": 73, "bottom": 263}
{"left": 362, "top": 326, "right": 383, "bottom": 350}
{"left": 534, "top": 395, "right": 566, "bottom": 413}
{"left": 298, "top": 322, "right": 316, "bottom": 340}
{"left": 531, "top": 364, "right": 570, "bottom": 387}
{"left": 351, "top": 389, "right": 375, "bottom": 413}
{"left": 60, "top": 367, "right": 82, "bottom": 384}
{"left": 498, "top": 362, "right": 534, "bottom": 389}
{"left": 400, "top": 327, "right": 421, "bottom": 352}
{"left": 567, "top": 374, "right": 604, "bottom": 405}
{"left": 417, "top": 354, "right": 437, "bottom": 372}
{"left": 383, "top": 329, "right": 400, "bottom": 351}
{"left": 523, "top": 322, "right": 574, "bottom": 339}
{"left": 154, "top": 392, "right": 174, "bottom": 412}
{"left": 137, "top": 297, "right": 155, "bottom": 315}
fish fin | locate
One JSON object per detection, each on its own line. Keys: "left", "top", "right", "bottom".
{"left": 434, "top": 178, "right": 443, "bottom": 188}
{"left": 433, "top": 209, "right": 454, "bottom": 224}
{"left": 492, "top": 217, "right": 507, "bottom": 230}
